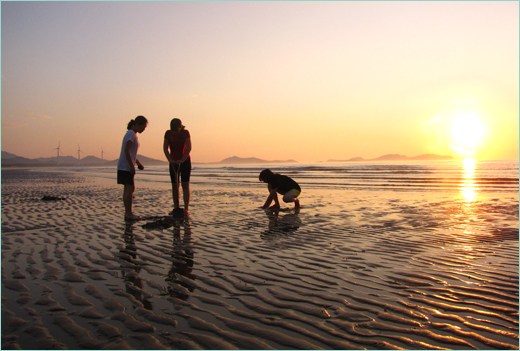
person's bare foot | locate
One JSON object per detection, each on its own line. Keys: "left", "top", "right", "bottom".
{"left": 125, "top": 214, "right": 141, "bottom": 221}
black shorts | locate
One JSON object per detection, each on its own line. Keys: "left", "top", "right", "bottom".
{"left": 169, "top": 158, "right": 192, "bottom": 183}
{"left": 117, "top": 170, "right": 134, "bottom": 185}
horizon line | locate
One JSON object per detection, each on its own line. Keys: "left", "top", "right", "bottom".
{"left": 2, "top": 151, "right": 518, "bottom": 164}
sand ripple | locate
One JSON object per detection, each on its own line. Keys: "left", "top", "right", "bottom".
{"left": 1, "top": 170, "right": 518, "bottom": 349}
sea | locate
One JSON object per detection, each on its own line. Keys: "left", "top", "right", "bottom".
{"left": 79, "top": 159, "right": 518, "bottom": 197}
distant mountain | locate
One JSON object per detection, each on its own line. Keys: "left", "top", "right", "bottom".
{"left": 135, "top": 155, "right": 168, "bottom": 166}
{"left": 1, "top": 151, "right": 42, "bottom": 166}
{"left": 79, "top": 155, "right": 108, "bottom": 165}
{"left": 218, "top": 156, "right": 298, "bottom": 164}
{"left": 326, "top": 153, "right": 455, "bottom": 162}
{"left": 104, "top": 155, "right": 168, "bottom": 167}
{"left": 373, "top": 154, "right": 410, "bottom": 161}
{"left": 31, "top": 155, "right": 107, "bottom": 166}
{"left": 347, "top": 157, "right": 365, "bottom": 162}
{"left": 2, "top": 151, "right": 20, "bottom": 160}
{"left": 1, "top": 151, "right": 456, "bottom": 168}
{"left": 1, "top": 151, "right": 167, "bottom": 168}
{"left": 327, "top": 156, "right": 367, "bottom": 162}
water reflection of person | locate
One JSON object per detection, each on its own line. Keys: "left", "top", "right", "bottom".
{"left": 261, "top": 210, "right": 302, "bottom": 238}
{"left": 120, "top": 223, "right": 153, "bottom": 310}
{"left": 166, "top": 219, "right": 195, "bottom": 300}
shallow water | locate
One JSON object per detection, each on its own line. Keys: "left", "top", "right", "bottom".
{"left": 79, "top": 159, "right": 520, "bottom": 192}
{"left": 1, "top": 162, "right": 518, "bottom": 349}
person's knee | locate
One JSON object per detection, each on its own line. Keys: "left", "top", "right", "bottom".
{"left": 181, "top": 182, "right": 190, "bottom": 190}
{"left": 283, "top": 195, "right": 295, "bottom": 203}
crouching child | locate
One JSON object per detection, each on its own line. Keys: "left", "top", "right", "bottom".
{"left": 259, "top": 169, "right": 301, "bottom": 210}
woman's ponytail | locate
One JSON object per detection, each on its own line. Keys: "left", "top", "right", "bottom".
{"left": 127, "top": 119, "right": 136, "bottom": 130}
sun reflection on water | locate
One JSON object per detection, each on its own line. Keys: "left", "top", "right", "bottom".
{"left": 460, "top": 158, "right": 478, "bottom": 202}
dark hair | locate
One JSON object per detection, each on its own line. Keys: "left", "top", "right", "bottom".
{"left": 259, "top": 169, "right": 275, "bottom": 183}
{"left": 127, "top": 115, "right": 148, "bottom": 130}
{"left": 170, "top": 118, "right": 185, "bottom": 131}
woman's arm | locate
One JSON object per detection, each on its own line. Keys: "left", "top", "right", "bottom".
{"left": 180, "top": 138, "right": 192, "bottom": 163}
{"left": 124, "top": 140, "right": 135, "bottom": 174}
{"left": 163, "top": 138, "right": 174, "bottom": 163}
{"left": 269, "top": 187, "right": 280, "bottom": 208}
{"left": 261, "top": 185, "right": 279, "bottom": 209}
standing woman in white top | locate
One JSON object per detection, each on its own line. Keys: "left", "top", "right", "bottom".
{"left": 117, "top": 116, "right": 148, "bottom": 221}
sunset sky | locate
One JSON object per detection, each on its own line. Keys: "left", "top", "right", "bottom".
{"left": 2, "top": 1, "right": 518, "bottom": 163}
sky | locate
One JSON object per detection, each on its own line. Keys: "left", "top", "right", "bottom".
{"left": 2, "top": 1, "right": 518, "bottom": 163}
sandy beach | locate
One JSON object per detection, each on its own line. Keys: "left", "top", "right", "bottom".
{"left": 1, "top": 167, "right": 518, "bottom": 350}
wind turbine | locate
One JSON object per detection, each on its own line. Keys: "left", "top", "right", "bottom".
{"left": 77, "top": 145, "right": 84, "bottom": 163}
{"left": 54, "top": 142, "right": 62, "bottom": 166}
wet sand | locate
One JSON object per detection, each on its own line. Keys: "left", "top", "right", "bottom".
{"left": 1, "top": 168, "right": 518, "bottom": 349}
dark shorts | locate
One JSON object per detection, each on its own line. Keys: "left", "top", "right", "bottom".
{"left": 117, "top": 170, "right": 134, "bottom": 185}
{"left": 169, "top": 158, "right": 192, "bottom": 183}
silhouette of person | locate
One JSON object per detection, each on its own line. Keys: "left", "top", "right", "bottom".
{"left": 259, "top": 169, "right": 301, "bottom": 210}
{"left": 117, "top": 115, "right": 148, "bottom": 221}
{"left": 163, "top": 118, "right": 192, "bottom": 217}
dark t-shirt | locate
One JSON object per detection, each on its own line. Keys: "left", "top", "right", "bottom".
{"left": 270, "top": 174, "right": 301, "bottom": 193}
{"left": 164, "top": 129, "right": 190, "bottom": 160}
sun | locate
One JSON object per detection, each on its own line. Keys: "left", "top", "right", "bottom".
{"left": 450, "top": 113, "right": 485, "bottom": 154}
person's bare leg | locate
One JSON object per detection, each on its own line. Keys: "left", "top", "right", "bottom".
{"left": 123, "top": 184, "right": 137, "bottom": 219}
{"left": 283, "top": 190, "right": 301, "bottom": 209}
{"left": 181, "top": 182, "right": 190, "bottom": 213}
{"left": 172, "top": 184, "right": 180, "bottom": 209}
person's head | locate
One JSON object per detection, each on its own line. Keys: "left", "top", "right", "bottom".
{"left": 170, "top": 118, "right": 185, "bottom": 132}
{"left": 259, "top": 169, "right": 274, "bottom": 183}
{"left": 127, "top": 115, "right": 148, "bottom": 133}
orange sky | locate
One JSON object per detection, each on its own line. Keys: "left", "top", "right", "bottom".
{"left": 2, "top": 1, "right": 518, "bottom": 163}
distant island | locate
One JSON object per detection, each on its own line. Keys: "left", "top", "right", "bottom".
{"left": 326, "top": 154, "right": 456, "bottom": 162}
{"left": 0, "top": 152, "right": 299, "bottom": 167}
{"left": 1, "top": 151, "right": 456, "bottom": 168}
{"left": 1, "top": 151, "right": 168, "bottom": 168}
{"left": 218, "top": 156, "right": 298, "bottom": 164}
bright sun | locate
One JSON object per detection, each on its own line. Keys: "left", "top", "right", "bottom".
{"left": 450, "top": 113, "right": 485, "bottom": 154}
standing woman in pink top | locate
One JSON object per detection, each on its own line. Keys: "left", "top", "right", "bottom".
{"left": 163, "top": 118, "right": 192, "bottom": 216}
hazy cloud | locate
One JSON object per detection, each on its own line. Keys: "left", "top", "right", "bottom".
{"left": 28, "top": 113, "right": 52, "bottom": 120}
